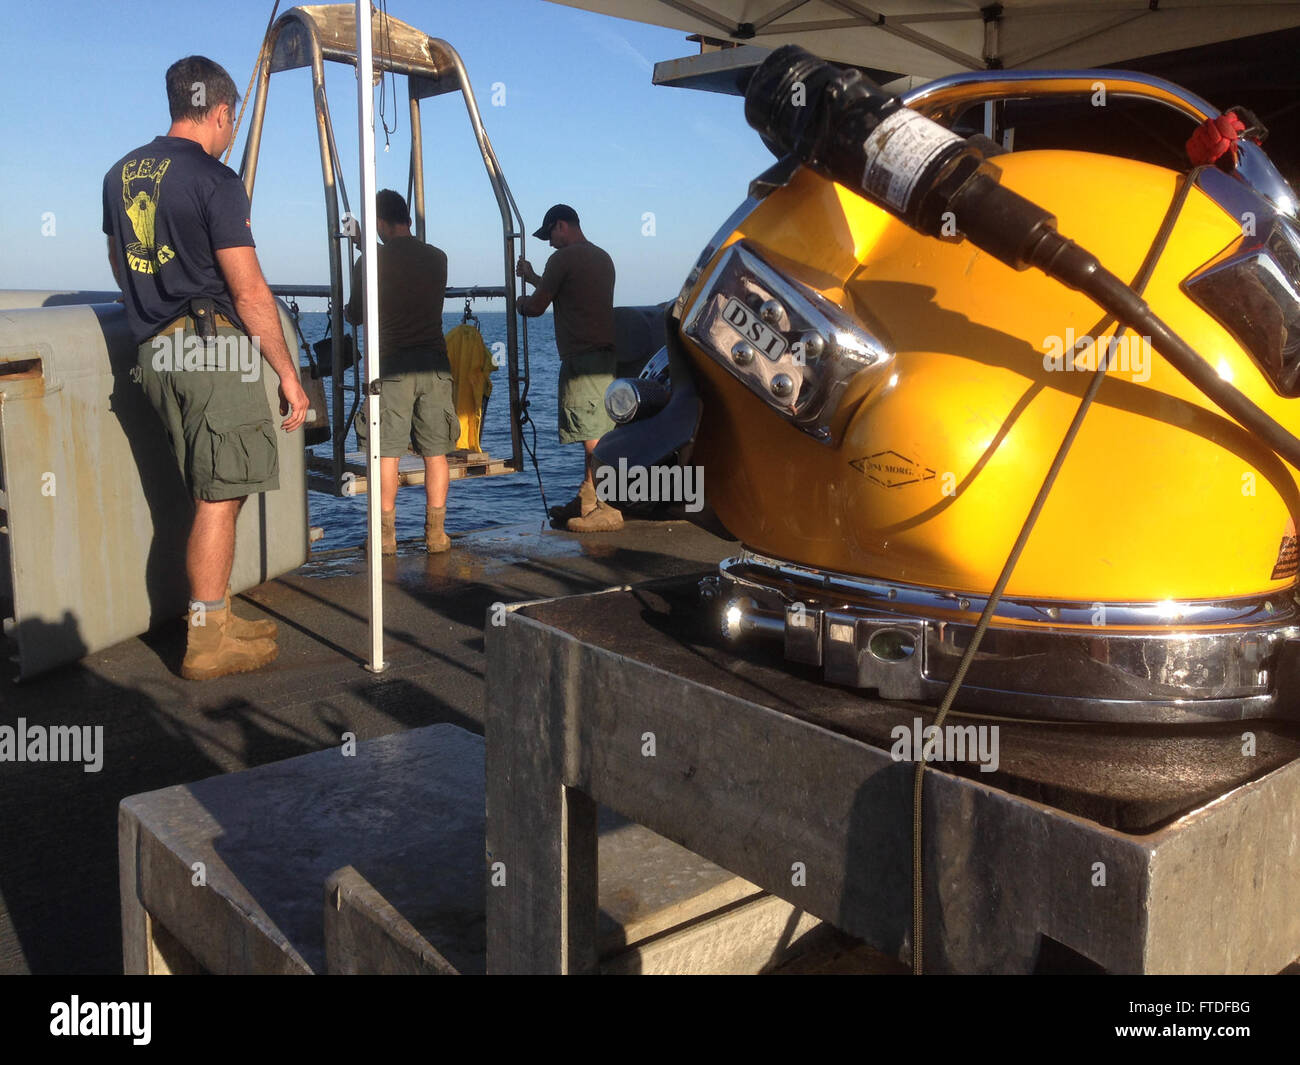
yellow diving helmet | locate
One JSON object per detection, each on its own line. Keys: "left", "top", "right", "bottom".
{"left": 597, "top": 49, "right": 1300, "bottom": 724}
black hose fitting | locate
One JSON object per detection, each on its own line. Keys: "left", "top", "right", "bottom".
{"left": 744, "top": 45, "right": 1056, "bottom": 269}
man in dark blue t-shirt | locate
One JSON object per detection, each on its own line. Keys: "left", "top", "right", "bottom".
{"left": 103, "top": 55, "right": 309, "bottom": 681}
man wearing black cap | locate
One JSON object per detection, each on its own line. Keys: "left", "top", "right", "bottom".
{"left": 516, "top": 204, "right": 623, "bottom": 532}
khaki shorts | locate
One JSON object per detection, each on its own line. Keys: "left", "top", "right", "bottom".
{"left": 557, "top": 347, "right": 616, "bottom": 445}
{"left": 136, "top": 319, "right": 279, "bottom": 502}
{"left": 379, "top": 353, "right": 458, "bottom": 458}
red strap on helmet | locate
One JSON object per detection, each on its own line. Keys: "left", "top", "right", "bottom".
{"left": 1186, "top": 112, "right": 1247, "bottom": 168}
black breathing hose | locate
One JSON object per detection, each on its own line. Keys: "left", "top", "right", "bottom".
{"left": 743, "top": 45, "right": 1300, "bottom": 470}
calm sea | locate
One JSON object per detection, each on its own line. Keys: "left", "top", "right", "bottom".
{"left": 297, "top": 310, "right": 579, "bottom": 548}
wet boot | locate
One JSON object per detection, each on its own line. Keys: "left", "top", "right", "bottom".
{"left": 381, "top": 510, "right": 397, "bottom": 556}
{"left": 549, "top": 482, "right": 594, "bottom": 526}
{"left": 181, "top": 605, "right": 278, "bottom": 681}
{"left": 566, "top": 490, "right": 624, "bottom": 533}
{"left": 425, "top": 505, "right": 451, "bottom": 553}
{"left": 224, "top": 587, "right": 277, "bottom": 641}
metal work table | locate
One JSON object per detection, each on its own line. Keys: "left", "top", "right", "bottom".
{"left": 485, "top": 576, "right": 1300, "bottom": 974}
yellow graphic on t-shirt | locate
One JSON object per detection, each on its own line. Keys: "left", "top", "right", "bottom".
{"left": 121, "top": 157, "right": 176, "bottom": 275}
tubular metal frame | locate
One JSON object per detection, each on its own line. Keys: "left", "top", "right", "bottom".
{"left": 900, "top": 68, "right": 1298, "bottom": 218}
{"left": 237, "top": 4, "right": 527, "bottom": 492}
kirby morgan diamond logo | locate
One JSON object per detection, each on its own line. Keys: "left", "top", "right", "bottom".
{"left": 850, "top": 450, "right": 936, "bottom": 489}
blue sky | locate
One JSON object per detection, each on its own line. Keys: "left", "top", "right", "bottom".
{"left": 0, "top": 0, "right": 775, "bottom": 308}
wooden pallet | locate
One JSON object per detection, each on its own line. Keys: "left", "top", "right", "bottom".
{"left": 307, "top": 449, "right": 516, "bottom": 495}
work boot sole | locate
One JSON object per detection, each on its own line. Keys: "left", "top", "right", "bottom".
{"left": 181, "top": 642, "right": 279, "bottom": 681}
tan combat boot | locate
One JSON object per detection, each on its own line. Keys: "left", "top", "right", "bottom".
{"left": 566, "top": 488, "right": 624, "bottom": 533}
{"left": 549, "top": 482, "right": 595, "bottom": 527}
{"left": 381, "top": 510, "right": 397, "bottom": 555}
{"left": 181, "top": 605, "right": 278, "bottom": 681}
{"left": 224, "top": 587, "right": 277, "bottom": 640}
{"left": 425, "top": 505, "right": 451, "bottom": 553}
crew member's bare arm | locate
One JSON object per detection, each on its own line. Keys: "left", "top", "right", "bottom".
{"left": 516, "top": 287, "right": 554, "bottom": 317}
{"left": 215, "top": 245, "right": 309, "bottom": 432}
{"left": 515, "top": 255, "right": 552, "bottom": 316}
{"left": 515, "top": 256, "right": 543, "bottom": 288}
{"left": 106, "top": 236, "right": 123, "bottom": 290}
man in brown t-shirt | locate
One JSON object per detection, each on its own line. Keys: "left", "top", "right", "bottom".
{"left": 516, "top": 204, "right": 623, "bottom": 532}
{"left": 346, "top": 190, "right": 456, "bottom": 553}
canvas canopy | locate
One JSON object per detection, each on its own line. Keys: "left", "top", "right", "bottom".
{"left": 545, "top": 1, "right": 1300, "bottom": 78}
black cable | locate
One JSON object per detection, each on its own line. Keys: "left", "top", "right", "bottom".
{"left": 1023, "top": 228, "right": 1300, "bottom": 470}
{"left": 514, "top": 304, "right": 549, "bottom": 520}
{"left": 288, "top": 298, "right": 319, "bottom": 377}
{"left": 519, "top": 400, "right": 548, "bottom": 521}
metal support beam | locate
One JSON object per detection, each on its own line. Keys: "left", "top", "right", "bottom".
{"left": 356, "top": 0, "right": 385, "bottom": 675}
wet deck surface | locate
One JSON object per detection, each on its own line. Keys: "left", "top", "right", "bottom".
{"left": 0, "top": 518, "right": 733, "bottom": 974}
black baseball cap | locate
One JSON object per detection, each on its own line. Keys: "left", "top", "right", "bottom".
{"left": 533, "top": 204, "right": 579, "bottom": 241}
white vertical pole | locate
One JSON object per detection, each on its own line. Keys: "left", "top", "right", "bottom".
{"left": 357, "top": 0, "right": 385, "bottom": 673}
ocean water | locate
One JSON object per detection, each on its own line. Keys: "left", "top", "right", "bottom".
{"left": 296, "top": 310, "right": 584, "bottom": 548}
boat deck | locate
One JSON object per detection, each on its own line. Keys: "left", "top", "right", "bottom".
{"left": 0, "top": 518, "right": 734, "bottom": 974}
{"left": 6, "top": 515, "right": 1299, "bottom": 974}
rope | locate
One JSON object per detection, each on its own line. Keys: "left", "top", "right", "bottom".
{"left": 224, "top": 1, "right": 281, "bottom": 166}
{"left": 910, "top": 169, "right": 1199, "bottom": 974}
{"left": 376, "top": 0, "right": 399, "bottom": 152}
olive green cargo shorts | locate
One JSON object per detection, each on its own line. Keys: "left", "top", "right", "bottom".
{"left": 379, "top": 355, "right": 458, "bottom": 458}
{"left": 557, "top": 347, "right": 616, "bottom": 445}
{"left": 136, "top": 320, "right": 279, "bottom": 502}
